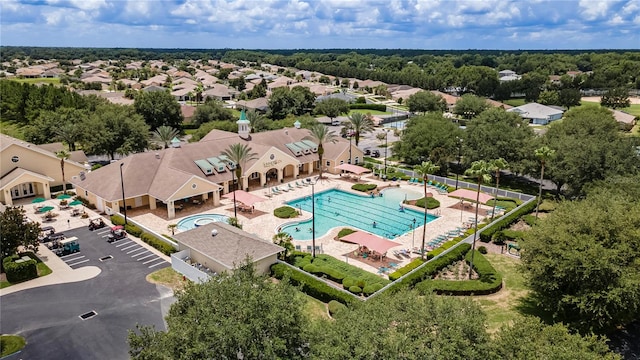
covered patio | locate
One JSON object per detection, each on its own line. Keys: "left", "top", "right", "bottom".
{"left": 222, "top": 190, "right": 267, "bottom": 213}
{"left": 335, "top": 163, "right": 371, "bottom": 182}
{"left": 340, "top": 231, "right": 400, "bottom": 261}
{"left": 447, "top": 188, "right": 494, "bottom": 204}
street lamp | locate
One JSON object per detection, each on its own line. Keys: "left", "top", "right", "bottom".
{"left": 411, "top": 218, "right": 417, "bottom": 249}
{"left": 309, "top": 176, "right": 320, "bottom": 258}
{"left": 231, "top": 169, "right": 238, "bottom": 219}
{"left": 383, "top": 130, "right": 388, "bottom": 180}
{"left": 119, "top": 162, "right": 127, "bottom": 225}
{"left": 348, "top": 126, "right": 352, "bottom": 165}
{"left": 455, "top": 137, "right": 463, "bottom": 190}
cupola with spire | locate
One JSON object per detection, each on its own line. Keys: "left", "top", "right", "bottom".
{"left": 236, "top": 109, "right": 251, "bottom": 139}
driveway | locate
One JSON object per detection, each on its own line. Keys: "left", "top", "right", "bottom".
{"left": 0, "top": 226, "right": 173, "bottom": 359}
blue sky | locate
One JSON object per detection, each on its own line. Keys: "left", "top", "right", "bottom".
{"left": 1, "top": 0, "right": 639, "bottom": 49}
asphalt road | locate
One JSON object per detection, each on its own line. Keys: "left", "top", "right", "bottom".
{"left": 0, "top": 226, "right": 172, "bottom": 360}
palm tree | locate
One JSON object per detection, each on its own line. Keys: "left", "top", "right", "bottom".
{"left": 246, "top": 110, "right": 266, "bottom": 133}
{"left": 195, "top": 83, "right": 204, "bottom": 106}
{"left": 347, "top": 112, "right": 374, "bottom": 146}
{"left": 221, "top": 143, "right": 258, "bottom": 218}
{"left": 304, "top": 123, "right": 338, "bottom": 180}
{"left": 534, "top": 146, "right": 555, "bottom": 219}
{"left": 55, "top": 149, "right": 70, "bottom": 194}
{"left": 415, "top": 161, "right": 440, "bottom": 260}
{"left": 151, "top": 126, "right": 180, "bottom": 149}
{"left": 489, "top": 158, "right": 509, "bottom": 219}
{"left": 464, "top": 160, "right": 493, "bottom": 279}
{"left": 272, "top": 232, "right": 294, "bottom": 260}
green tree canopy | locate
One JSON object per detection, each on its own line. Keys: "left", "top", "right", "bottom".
{"left": 405, "top": 90, "right": 446, "bottom": 114}
{"left": 543, "top": 106, "right": 639, "bottom": 196}
{"left": 452, "top": 94, "right": 490, "bottom": 119}
{"left": 346, "top": 112, "right": 374, "bottom": 146}
{"left": 192, "top": 98, "right": 234, "bottom": 125}
{"left": 393, "top": 113, "right": 462, "bottom": 166}
{"left": 463, "top": 107, "right": 535, "bottom": 174}
{"left": 314, "top": 98, "right": 350, "bottom": 120}
{"left": 600, "top": 87, "right": 630, "bottom": 109}
{"left": 84, "top": 104, "right": 149, "bottom": 159}
{"left": 128, "top": 263, "right": 309, "bottom": 359}
{"left": 521, "top": 174, "right": 640, "bottom": 333}
{"left": 304, "top": 123, "right": 338, "bottom": 180}
{"left": 0, "top": 206, "right": 41, "bottom": 258}
{"left": 133, "top": 90, "right": 183, "bottom": 129}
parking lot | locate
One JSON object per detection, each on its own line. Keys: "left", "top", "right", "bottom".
{"left": 0, "top": 225, "right": 172, "bottom": 359}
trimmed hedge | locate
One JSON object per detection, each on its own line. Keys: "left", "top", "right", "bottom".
{"left": 351, "top": 183, "right": 377, "bottom": 192}
{"left": 110, "top": 214, "right": 125, "bottom": 225}
{"left": 140, "top": 233, "right": 176, "bottom": 255}
{"left": 348, "top": 285, "right": 362, "bottom": 295}
{"left": 349, "top": 103, "right": 387, "bottom": 111}
{"left": 274, "top": 206, "right": 298, "bottom": 219}
{"left": 389, "top": 258, "right": 425, "bottom": 281}
{"left": 522, "top": 214, "right": 538, "bottom": 227}
{"left": 479, "top": 200, "right": 537, "bottom": 243}
{"left": 3, "top": 255, "right": 37, "bottom": 283}
{"left": 415, "top": 197, "right": 440, "bottom": 209}
{"left": 125, "top": 224, "right": 143, "bottom": 237}
{"left": 386, "top": 243, "right": 471, "bottom": 293}
{"left": 337, "top": 228, "right": 356, "bottom": 238}
{"left": 478, "top": 246, "right": 488, "bottom": 254}
{"left": 328, "top": 300, "right": 348, "bottom": 318}
{"left": 415, "top": 250, "right": 502, "bottom": 296}
{"left": 271, "top": 263, "right": 356, "bottom": 305}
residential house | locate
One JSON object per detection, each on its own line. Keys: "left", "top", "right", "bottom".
{"left": 507, "top": 103, "right": 564, "bottom": 125}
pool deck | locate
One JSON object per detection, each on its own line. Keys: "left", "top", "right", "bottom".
{"left": 131, "top": 173, "right": 491, "bottom": 275}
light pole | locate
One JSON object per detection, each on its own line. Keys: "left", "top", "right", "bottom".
{"left": 348, "top": 126, "right": 352, "bottom": 165}
{"left": 309, "top": 176, "right": 320, "bottom": 258}
{"left": 455, "top": 137, "right": 463, "bottom": 190}
{"left": 383, "top": 130, "right": 388, "bottom": 181}
{"left": 119, "top": 162, "right": 127, "bottom": 225}
{"left": 231, "top": 170, "right": 237, "bottom": 219}
{"left": 411, "top": 218, "right": 416, "bottom": 249}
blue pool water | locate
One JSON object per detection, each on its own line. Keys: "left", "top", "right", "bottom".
{"left": 282, "top": 188, "right": 437, "bottom": 240}
{"left": 177, "top": 214, "right": 230, "bottom": 231}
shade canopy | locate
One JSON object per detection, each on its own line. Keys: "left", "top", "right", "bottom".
{"left": 57, "top": 194, "right": 72, "bottom": 199}
{"left": 31, "top": 197, "right": 46, "bottom": 203}
{"left": 39, "top": 206, "right": 54, "bottom": 213}
{"left": 335, "top": 163, "right": 371, "bottom": 175}
{"left": 448, "top": 188, "right": 494, "bottom": 204}
{"left": 222, "top": 190, "right": 266, "bottom": 207}
{"left": 340, "top": 231, "right": 400, "bottom": 255}
{"left": 69, "top": 200, "right": 83, "bottom": 206}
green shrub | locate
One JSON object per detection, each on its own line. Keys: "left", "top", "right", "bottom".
{"left": 522, "top": 214, "right": 538, "bottom": 227}
{"left": 3, "top": 255, "right": 37, "bottom": 283}
{"left": 274, "top": 206, "right": 298, "bottom": 219}
{"left": 288, "top": 253, "right": 389, "bottom": 290}
{"left": 386, "top": 243, "right": 471, "bottom": 292}
{"left": 415, "top": 250, "right": 502, "bottom": 296}
{"left": 125, "top": 224, "right": 143, "bottom": 237}
{"left": 351, "top": 183, "right": 377, "bottom": 192}
{"left": 337, "top": 228, "right": 356, "bottom": 238}
{"left": 500, "top": 229, "right": 526, "bottom": 240}
{"left": 479, "top": 200, "right": 537, "bottom": 242}
{"left": 349, "top": 103, "right": 386, "bottom": 111}
{"left": 140, "top": 233, "right": 176, "bottom": 255}
{"left": 389, "top": 258, "right": 425, "bottom": 281}
{"left": 348, "top": 285, "right": 362, "bottom": 294}
{"left": 271, "top": 263, "right": 356, "bottom": 305}
{"left": 362, "top": 283, "right": 384, "bottom": 296}
{"left": 478, "top": 246, "right": 488, "bottom": 254}
{"left": 415, "top": 197, "right": 440, "bottom": 209}
{"left": 342, "top": 277, "right": 356, "bottom": 290}
{"left": 328, "top": 300, "right": 348, "bottom": 318}
{"left": 110, "top": 214, "right": 125, "bottom": 225}
{"left": 537, "top": 200, "right": 556, "bottom": 212}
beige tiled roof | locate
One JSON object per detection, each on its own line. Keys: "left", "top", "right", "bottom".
{"left": 173, "top": 222, "right": 283, "bottom": 270}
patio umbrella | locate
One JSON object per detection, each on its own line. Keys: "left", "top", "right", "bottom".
{"left": 57, "top": 194, "right": 72, "bottom": 200}
{"left": 31, "top": 197, "right": 46, "bottom": 203}
{"left": 69, "top": 200, "right": 83, "bottom": 206}
{"left": 39, "top": 206, "right": 54, "bottom": 213}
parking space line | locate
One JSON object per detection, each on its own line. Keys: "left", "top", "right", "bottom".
{"left": 59, "top": 252, "right": 81, "bottom": 259}
{"left": 127, "top": 248, "right": 145, "bottom": 255}
{"left": 148, "top": 260, "right": 167, "bottom": 268}
{"left": 96, "top": 229, "right": 110, "bottom": 235}
{"left": 67, "top": 259, "right": 90, "bottom": 267}
{"left": 131, "top": 251, "right": 150, "bottom": 258}
{"left": 137, "top": 254, "right": 155, "bottom": 261}
{"left": 115, "top": 241, "right": 132, "bottom": 248}
{"left": 121, "top": 244, "right": 138, "bottom": 251}
{"left": 142, "top": 257, "right": 160, "bottom": 264}
{"left": 63, "top": 255, "right": 85, "bottom": 263}
{"left": 109, "top": 237, "right": 128, "bottom": 244}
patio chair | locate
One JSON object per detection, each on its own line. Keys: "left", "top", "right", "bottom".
{"left": 264, "top": 192, "right": 273, "bottom": 198}
{"left": 277, "top": 186, "right": 288, "bottom": 192}
{"left": 272, "top": 188, "right": 280, "bottom": 195}
{"left": 288, "top": 183, "right": 296, "bottom": 190}
{"left": 295, "top": 181, "right": 303, "bottom": 188}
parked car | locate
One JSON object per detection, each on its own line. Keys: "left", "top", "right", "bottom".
{"left": 371, "top": 150, "right": 381, "bottom": 158}
{"left": 364, "top": 149, "right": 371, "bottom": 156}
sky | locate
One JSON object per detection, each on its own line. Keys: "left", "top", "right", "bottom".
{"left": 1, "top": 0, "right": 639, "bottom": 50}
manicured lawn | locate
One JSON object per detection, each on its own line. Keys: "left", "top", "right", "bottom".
{"left": 473, "top": 253, "right": 529, "bottom": 333}
{"left": 0, "top": 120, "right": 25, "bottom": 139}
{"left": 146, "top": 267, "right": 187, "bottom": 292}
{"left": 503, "top": 99, "right": 526, "bottom": 107}
{"left": 10, "top": 78, "right": 61, "bottom": 85}
{"left": 580, "top": 100, "right": 640, "bottom": 117}
{"left": 299, "top": 292, "right": 330, "bottom": 320}
{"left": 0, "top": 253, "right": 52, "bottom": 289}
{"left": 348, "top": 109, "right": 391, "bottom": 116}
{"left": 0, "top": 335, "right": 26, "bottom": 357}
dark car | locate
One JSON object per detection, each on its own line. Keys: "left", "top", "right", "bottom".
{"left": 364, "top": 149, "right": 371, "bottom": 156}
{"left": 371, "top": 150, "right": 381, "bottom": 158}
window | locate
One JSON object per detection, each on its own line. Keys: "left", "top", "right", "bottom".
{"left": 339, "top": 160, "right": 344, "bottom": 165}
{"left": 325, "top": 160, "right": 330, "bottom": 166}
{"left": 355, "top": 157, "right": 360, "bottom": 164}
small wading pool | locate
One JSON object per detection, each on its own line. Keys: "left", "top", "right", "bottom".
{"left": 177, "top": 214, "right": 230, "bottom": 231}
{"left": 282, "top": 188, "right": 438, "bottom": 240}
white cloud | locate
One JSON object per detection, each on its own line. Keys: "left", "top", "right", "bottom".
{"left": 608, "top": 15, "right": 624, "bottom": 25}
{"left": 578, "top": 0, "right": 613, "bottom": 21}
{"left": 68, "top": 0, "right": 107, "bottom": 11}
{"left": 124, "top": 0, "right": 150, "bottom": 17}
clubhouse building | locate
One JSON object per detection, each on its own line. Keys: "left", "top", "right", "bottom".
{"left": 72, "top": 114, "right": 364, "bottom": 219}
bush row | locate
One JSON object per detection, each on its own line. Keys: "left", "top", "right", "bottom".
{"left": 328, "top": 300, "right": 348, "bottom": 318}
{"left": 388, "top": 258, "right": 425, "bottom": 281}
{"left": 414, "top": 197, "right": 440, "bottom": 209}
{"left": 274, "top": 206, "right": 298, "bottom": 219}
{"left": 415, "top": 250, "right": 502, "bottom": 296}
{"left": 479, "top": 200, "right": 537, "bottom": 243}
{"left": 271, "top": 263, "right": 356, "bottom": 305}
{"left": 386, "top": 243, "right": 471, "bottom": 293}
{"left": 351, "top": 183, "right": 377, "bottom": 192}
{"left": 110, "top": 215, "right": 176, "bottom": 255}
{"left": 3, "top": 254, "right": 37, "bottom": 283}
{"left": 73, "top": 195, "right": 96, "bottom": 210}
{"left": 349, "top": 103, "right": 387, "bottom": 111}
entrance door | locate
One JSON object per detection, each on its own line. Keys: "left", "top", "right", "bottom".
{"left": 10, "top": 183, "right": 35, "bottom": 200}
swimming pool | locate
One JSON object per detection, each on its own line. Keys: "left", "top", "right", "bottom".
{"left": 177, "top": 214, "right": 230, "bottom": 231}
{"left": 282, "top": 188, "right": 438, "bottom": 240}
